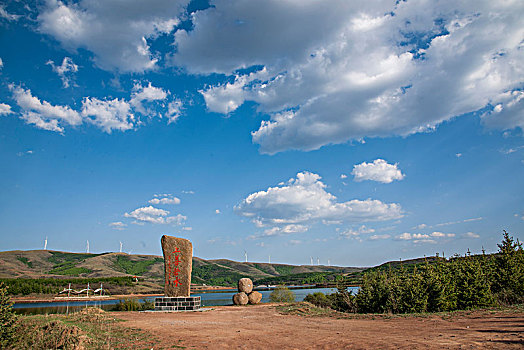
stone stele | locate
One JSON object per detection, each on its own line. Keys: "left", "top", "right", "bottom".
{"left": 238, "top": 278, "right": 253, "bottom": 293}
{"left": 161, "top": 235, "right": 192, "bottom": 297}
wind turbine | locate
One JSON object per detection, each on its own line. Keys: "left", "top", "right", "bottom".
{"left": 86, "top": 240, "right": 90, "bottom": 254}
{"left": 44, "top": 236, "right": 48, "bottom": 250}
{"left": 310, "top": 256, "right": 313, "bottom": 265}
{"left": 328, "top": 259, "right": 331, "bottom": 266}
{"left": 119, "top": 241, "right": 123, "bottom": 253}
{"left": 317, "top": 257, "right": 320, "bottom": 265}
{"left": 268, "top": 255, "right": 271, "bottom": 264}
{"left": 244, "top": 250, "right": 248, "bottom": 263}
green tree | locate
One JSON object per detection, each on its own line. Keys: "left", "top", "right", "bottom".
{"left": 0, "top": 282, "right": 17, "bottom": 348}
{"left": 269, "top": 286, "right": 295, "bottom": 303}
{"left": 304, "top": 292, "right": 332, "bottom": 308}
{"left": 355, "top": 270, "right": 391, "bottom": 313}
{"left": 398, "top": 267, "right": 428, "bottom": 313}
{"left": 423, "top": 260, "right": 457, "bottom": 312}
{"left": 492, "top": 231, "right": 524, "bottom": 304}
{"left": 452, "top": 254, "right": 494, "bottom": 310}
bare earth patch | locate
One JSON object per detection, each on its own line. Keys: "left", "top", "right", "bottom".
{"left": 114, "top": 303, "right": 524, "bottom": 349}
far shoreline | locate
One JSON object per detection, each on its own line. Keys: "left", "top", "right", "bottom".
{"left": 11, "top": 286, "right": 235, "bottom": 304}
{"left": 11, "top": 284, "right": 335, "bottom": 304}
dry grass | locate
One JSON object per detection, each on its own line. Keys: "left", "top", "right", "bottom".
{"left": 276, "top": 301, "right": 524, "bottom": 321}
{"left": 9, "top": 307, "right": 165, "bottom": 349}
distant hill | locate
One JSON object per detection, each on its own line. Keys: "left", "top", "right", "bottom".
{"left": 0, "top": 249, "right": 365, "bottom": 287}
{"left": 368, "top": 256, "right": 441, "bottom": 272}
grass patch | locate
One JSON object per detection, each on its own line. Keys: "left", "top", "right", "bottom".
{"left": 48, "top": 251, "right": 100, "bottom": 266}
{"left": 252, "top": 263, "right": 274, "bottom": 275}
{"left": 9, "top": 307, "right": 165, "bottom": 349}
{"left": 191, "top": 264, "right": 248, "bottom": 287}
{"left": 272, "top": 265, "right": 294, "bottom": 276}
{"left": 47, "top": 251, "right": 99, "bottom": 277}
{"left": 48, "top": 266, "right": 92, "bottom": 276}
{"left": 113, "top": 255, "right": 163, "bottom": 276}
{"left": 276, "top": 302, "right": 340, "bottom": 318}
{"left": 16, "top": 257, "right": 33, "bottom": 268}
{"left": 277, "top": 302, "right": 524, "bottom": 321}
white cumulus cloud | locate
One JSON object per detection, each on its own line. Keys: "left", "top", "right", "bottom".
{"left": 172, "top": 0, "right": 524, "bottom": 153}
{"left": 340, "top": 225, "right": 375, "bottom": 238}
{"left": 352, "top": 159, "right": 405, "bottom": 183}
{"left": 148, "top": 195, "right": 180, "bottom": 205}
{"left": 396, "top": 231, "right": 455, "bottom": 243}
{"left": 263, "top": 224, "right": 309, "bottom": 237}
{"left": 124, "top": 205, "right": 186, "bottom": 225}
{"left": 11, "top": 85, "right": 82, "bottom": 133}
{"left": 167, "top": 100, "right": 183, "bottom": 123}
{"left": 130, "top": 82, "right": 168, "bottom": 115}
{"left": 0, "top": 103, "right": 13, "bottom": 116}
{"left": 430, "top": 231, "right": 455, "bottom": 238}
{"left": 235, "top": 171, "right": 402, "bottom": 235}
{"left": 81, "top": 97, "right": 134, "bottom": 133}
{"left": 10, "top": 81, "right": 175, "bottom": 133}
{"left": 109, "top": 221, "right": 127, "bottom": 230}
{"left": 38, "top": 0, "right": 189, "bottom": 72}
{"left": 46, "top": 57, "right": 78, "bottom": 88}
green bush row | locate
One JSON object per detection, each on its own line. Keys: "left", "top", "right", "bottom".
{"left": 306, "top": 231, "right": 523, "bottom": 314}
{"left": 256, "top": 272, "right": 331, "bottom": 286}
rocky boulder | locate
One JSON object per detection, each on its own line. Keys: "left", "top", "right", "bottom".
{"left": 248, "top": 291, "right": 262, "bottom": 304}
{"left": 233, "top": 292, "right": 249, "bottom": 305}
{"left": 238, "top": 278, "right": 254, "bottom": 293}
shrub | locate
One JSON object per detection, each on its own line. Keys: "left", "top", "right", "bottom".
{"left": 304, "top": 292, "right": 332, "bottom": 308}
{"left": 141, "top": 299, "right": 155, "bottom": 310}
{"left": 269, "top": 286, "right": 295, "bottom": 303}
{"left": 0, "top": 282, "right": 17, "bottom": 348}
{"left": 114, "top": 298, "right": 141, "bottom": 311}
{"left": 113, "top": 298, "right": 153, "bottom": 311}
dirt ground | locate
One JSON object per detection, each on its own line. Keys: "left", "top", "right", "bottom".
{"left": 114, "top": 303, "right": 524, "bottom": 349}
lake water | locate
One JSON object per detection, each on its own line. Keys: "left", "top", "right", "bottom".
{"left": 13, "top": 286, "right": 359, "bottom": 315}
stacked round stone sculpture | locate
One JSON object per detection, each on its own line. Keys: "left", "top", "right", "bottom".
{"left": 233, "top": 278, "right": 262, "bottom": 305}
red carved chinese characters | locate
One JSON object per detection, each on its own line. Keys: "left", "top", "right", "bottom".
{"left": 167, "top": 247, "right": 182, "bottom": 286}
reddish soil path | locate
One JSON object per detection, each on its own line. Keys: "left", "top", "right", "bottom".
{"left": 114, "top": 304, "right": 524, "bottom": 349}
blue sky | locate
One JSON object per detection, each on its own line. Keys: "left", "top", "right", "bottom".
{"left": 0, "top": 0, "right": 523, "bottom": 266}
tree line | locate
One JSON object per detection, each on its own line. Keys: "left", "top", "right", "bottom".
{"left": 0, "top": 277, "right": 134, "bottom": 296}
{"left": 306, "top": 231, "right": 524, "bottom": 314}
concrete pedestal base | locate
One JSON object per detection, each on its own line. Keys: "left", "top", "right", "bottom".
{"left": 154, "top": 296, "right": 201, "bottom": 311}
